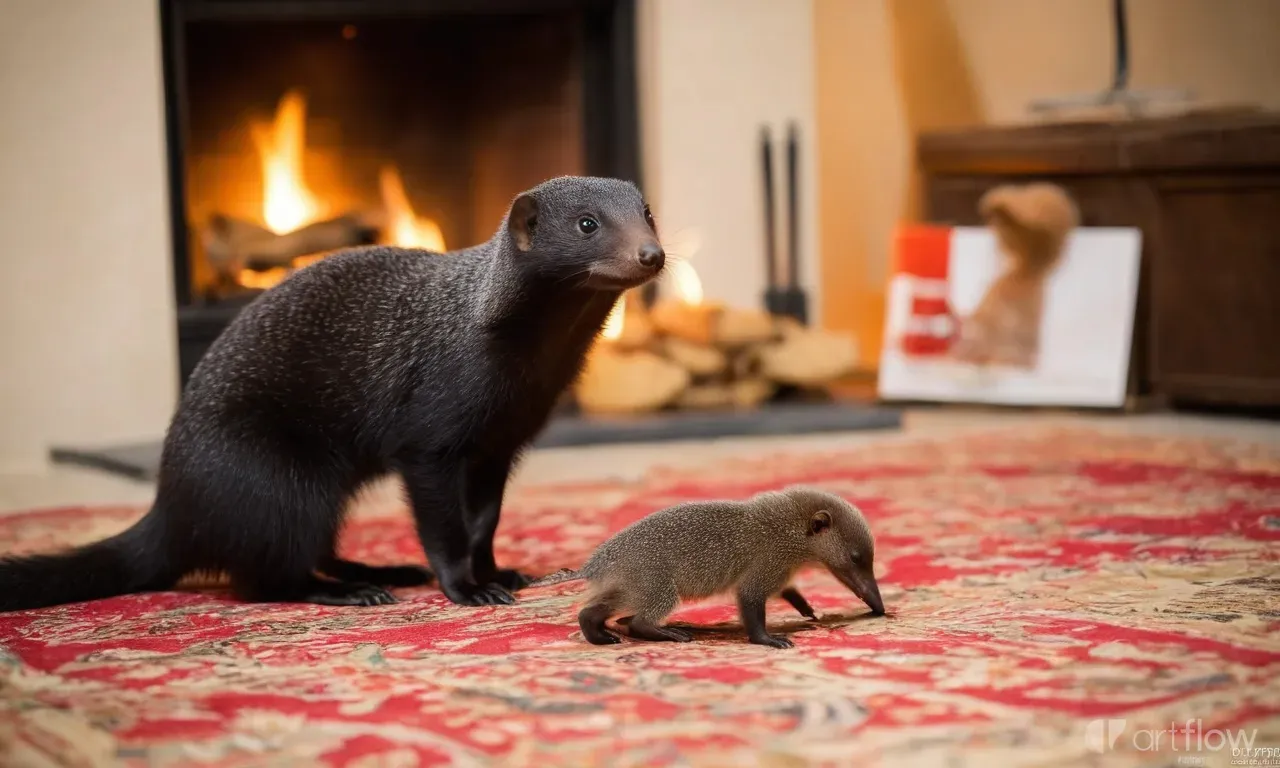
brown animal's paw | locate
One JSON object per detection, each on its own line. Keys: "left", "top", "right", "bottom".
{"left": 442, "top": 580, "right": 516, "bottom": 606}
{"left": 490, "top": 569, "right": 534, "bottom": 591}
{"left": 584, "top": 631, "right": 623, "bottom": 646}
{"left": 750, "top": 633, "right": 795, "bottom": 649}
{"left": 654, "top": 626, "right": 694, "bottom": 643}
{"left": 627, "top": 622, "right": 694, "bottom": 643}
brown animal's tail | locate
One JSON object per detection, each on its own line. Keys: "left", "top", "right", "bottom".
{"left": 526, "top": 568, "right": 584, "bottom": 588}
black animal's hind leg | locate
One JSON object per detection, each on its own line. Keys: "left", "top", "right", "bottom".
{"left": 399, "top": 448, "right": 514, "bottom": 606}
{"left": 221, "top": 458, "right": 397, "bottom": 607}
{"left": 780, "top": 586, "right": 817, "bottom": 620}
{"left": 233, "top": 564, "right": 398, "bottom": 607}
{"left": 317, "top": 556, "right": 434, "bottom": 588}
{"left": 465, "top": 453, "right": 530, "bottom": 592}
{"left": 579, "top": 597, "right": 622, "bottom": 645}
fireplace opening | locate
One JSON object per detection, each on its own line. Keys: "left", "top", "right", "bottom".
{"left": 163, "top": 0, "right": 640, "bottom": 384}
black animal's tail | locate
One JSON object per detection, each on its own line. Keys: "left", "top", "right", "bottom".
{"left": 526, "top": 568, "right": 585, "bottom": 588}
{"left": 0, "top": 508, "right": 178, "bottom": 612}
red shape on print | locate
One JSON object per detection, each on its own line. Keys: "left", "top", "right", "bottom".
{"left": 895, "top": 225, "right": 958, "bottom": 357}
{"left": 895, "top": 225, "right": 952, "bottom": 279}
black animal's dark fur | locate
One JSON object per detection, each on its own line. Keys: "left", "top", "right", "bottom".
{"left": 0, "top": 176, "right": 664, "bottom": 611}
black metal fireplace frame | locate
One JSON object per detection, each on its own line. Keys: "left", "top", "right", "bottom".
{"left": 159, "top": 0, "right": 642, "bottom": 383}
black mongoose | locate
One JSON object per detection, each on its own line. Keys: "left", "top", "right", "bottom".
{"left": 529, "top": 485, "right": 884, "bottom": 648}
{"left": 0, "top": 176, "right": 665, "bottom": 612}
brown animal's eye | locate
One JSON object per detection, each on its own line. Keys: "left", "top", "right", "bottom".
{"left": 578, "top": 216, "right": 599, "bottom": 234}
{"left": 643, "top": 205, "right": 655, "bottom": 229}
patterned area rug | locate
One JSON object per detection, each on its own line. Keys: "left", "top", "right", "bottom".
{"left": 1, "top": 427, "right": 1278, "bottom": 767}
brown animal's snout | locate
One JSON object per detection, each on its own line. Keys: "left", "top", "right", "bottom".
{"left": 830, "top": 562, "right": 885, "bottom": 616}
{"left": 637, "top": 242, "right": 665, "bottom": 271}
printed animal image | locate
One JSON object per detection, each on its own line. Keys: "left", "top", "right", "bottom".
{"left": 529, "top": 486, "right": 884, "bottom": 648}
{"left": 949, "top": 182, "right": 1079, "bottom": 369}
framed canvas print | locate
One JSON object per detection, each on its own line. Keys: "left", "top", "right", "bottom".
{"left": 877, "top": 217, "right": 1142, "bottom": 408}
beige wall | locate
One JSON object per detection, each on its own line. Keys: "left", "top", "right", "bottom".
{"left": 638, "top": 0, "right": 821, "bottom": 320}
{"left": 0, "top": 0, "right": 177, "bottom": 471}
{"left": 816, "top": 0, "right": 1280, "bottom": 367}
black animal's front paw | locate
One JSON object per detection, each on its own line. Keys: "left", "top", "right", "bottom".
{"left": 749, "top": 633, "right": 795, "bottom": 649}
{"left": 441, "top": 580, "right": 516, "bottom": 606}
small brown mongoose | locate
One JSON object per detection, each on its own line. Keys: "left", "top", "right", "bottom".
{"left": 530, "top": 486, "right": 884, "bottom": 648}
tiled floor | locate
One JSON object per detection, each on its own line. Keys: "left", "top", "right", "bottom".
{"left": 0, "top": 408, "right": 1276, "bottom": 516}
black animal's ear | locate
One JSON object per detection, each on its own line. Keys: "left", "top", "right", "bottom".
{"left": 809, "top": 510, "right": 832, "bottom": 536}
{"left": 508, "top": 193, "right": 538, "bottom": 252}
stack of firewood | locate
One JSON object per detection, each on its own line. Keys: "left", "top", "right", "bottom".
{"left": 574, "top": 291, "right": 858, "bottom": 416}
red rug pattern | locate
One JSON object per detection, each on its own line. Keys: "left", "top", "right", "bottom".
{"left": 1, "top": 427, "right": 1278, "bottom": 766}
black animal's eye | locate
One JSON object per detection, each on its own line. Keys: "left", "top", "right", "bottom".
{"left": 578, "top": 216, "right": 599, "bottom": 234}
{"left": 643, "top": 205, "right": 655, "bottom": 228}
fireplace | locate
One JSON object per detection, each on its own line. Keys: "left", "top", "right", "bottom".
{"left": 162, "top": 0, "right": 640, "bottom": 384}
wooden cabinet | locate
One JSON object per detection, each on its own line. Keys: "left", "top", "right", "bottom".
{"left": 917, "top": 112, "right": 1280, "bottom": 407}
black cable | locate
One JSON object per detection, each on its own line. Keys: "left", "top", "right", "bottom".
{"left": 1111, "top": 0, "right": 1130, "bottom": 93}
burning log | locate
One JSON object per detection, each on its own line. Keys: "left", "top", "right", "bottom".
{"left": 201, "top": 212, "right": 382, "bottom": 280}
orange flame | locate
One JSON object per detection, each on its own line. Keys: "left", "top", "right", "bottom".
{"left": 251, "top": 90, "right": 324, "bottom": 234}
{"left": 379, "top": 166, "right": 446, "bottom": 252}
{"left": 235, "top": 90, "right": 449, "bottom": 291}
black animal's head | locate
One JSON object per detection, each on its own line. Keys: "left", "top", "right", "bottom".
{"left": 504, "top": 176, "right": 665, "bottom": 291}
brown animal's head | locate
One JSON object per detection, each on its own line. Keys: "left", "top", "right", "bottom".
{"left": 978, "top": 182, "right": 1080, "bottom": 274}
{"left": 782, "top": 485, "right": 884, "bottom": 616}
{"left": 505, "top": 176, "right": 665, "bottom": 291}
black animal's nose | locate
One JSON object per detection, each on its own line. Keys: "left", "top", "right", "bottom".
{"left": 638, "top": 243, "right": 665, "bottom": 270}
